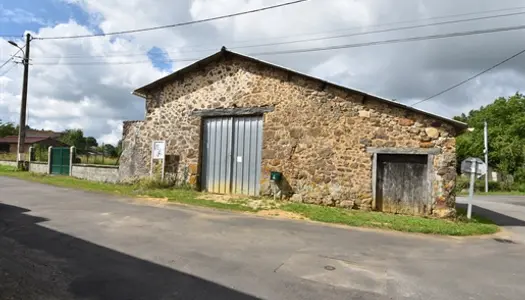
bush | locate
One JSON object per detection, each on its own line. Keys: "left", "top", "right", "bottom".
{"left": 455, "top": 176, "right": 469, "bottom": 193}
{"left": 455, "top": 175, "right": 507, "bottom": 193}
{"left": 134, "top": 177, "right": 176, "bottom": 190}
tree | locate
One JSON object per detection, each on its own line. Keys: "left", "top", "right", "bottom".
{"left": 0, "top": 120, "right": 17, "bottom": 137}
{"left": 455, "top": 93, "right": 525, "bottom": 181}
{"left": 102, "top": 144, "right": 118, "bottom": 157}
{"left": 59, "top": 129, "right": 85, "bottom": 148}
{"left": 116, "top": 139, "right": 123, "bottom": 156}
{"left": 85, "top": 136, "right": 98, "bottom": 148}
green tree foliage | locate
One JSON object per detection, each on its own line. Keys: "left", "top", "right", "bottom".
{"left": 116, "top": 139, "right": 123, "bottom": 156}
{"left": 59, "top": 129, "right": 85, "bottom": 148}
{"left": 0, "top": 120, "right": 17, "bottom": 137}
{"left": 59, "top": 129, "right": 98, "bottom": 153}
{"left": 102, "top": 144, "right": 118, "bottom": 157}
{"left": 86, "top": 136, "right": 98, "bottom": 148}
{"left": 455, "top": 93, "right": 525, "bottom": 180}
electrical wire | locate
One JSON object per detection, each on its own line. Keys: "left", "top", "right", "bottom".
{"left": 0, "top": 48, "right": 24, "bottom": 70}
{"left": 35, "top": 0, "right": 311, "bottom": 40}
{"left": 410, "top": 48, "right": 525, "bottom": 106}
{"left": 0, "top": 62, "right": 18, "bottom": 77}
{"left": 31, "top": 9, "right": 525, "bottom": 60}
{"left": 31, "top": 23, "right": 525, "bottom": 66}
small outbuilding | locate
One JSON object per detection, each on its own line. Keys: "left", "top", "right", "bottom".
{"left": 120, "top": 48, "right": 467, "bottom": 217}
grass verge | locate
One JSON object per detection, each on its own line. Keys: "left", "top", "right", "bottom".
{"left": 459, "top": 191, "right": 525, "bottom": 196}
{"left": 0, "top": 165, "right": 498, "bottom": 236}
{"left": 0, "top": 165, "right": 257, "bottom": 213}
{"left": 281, "top": 203, "right": 498, "bottom": 236}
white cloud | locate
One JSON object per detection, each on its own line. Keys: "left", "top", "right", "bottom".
{"left": 2, "top": 0, "right": 525, "bottom": 145}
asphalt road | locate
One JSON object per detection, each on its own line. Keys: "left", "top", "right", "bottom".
{"left": 457, "top": 195, "right": 525, "bottom": 244}
{"left": 1, "top": 176, "right": 525, "bottom": 300}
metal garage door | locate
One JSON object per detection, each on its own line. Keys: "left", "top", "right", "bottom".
{"left": 376, "top": 154, "right": 428, "bottom": 215}
{"left": 202, "top": 116, "right": 263, "bottom": 196}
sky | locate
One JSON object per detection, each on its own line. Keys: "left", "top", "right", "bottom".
{"left": 1, "top": 0, "right": 525, "bottom": 145}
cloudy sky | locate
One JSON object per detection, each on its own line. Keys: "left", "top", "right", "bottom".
{"left": 1, "top": 0, "right": 525, "bottom": 144}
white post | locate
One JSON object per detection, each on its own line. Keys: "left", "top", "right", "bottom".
{"left": 69, "top": 146, "right": 75, "bottom": 176}
{"left": 467, "top": 160, "right": 477, "bottom": 219}
{"left": 161, "top": 157, "right": 165, "bottom": 181}
{"left": 484, "top": 121, "right": 489, "bottom": 193}
{"left": 47, "top": 146, "right": 53, "bottom": 174}
{"left": 28, "top": 146, "right": 33, "bottom": 163}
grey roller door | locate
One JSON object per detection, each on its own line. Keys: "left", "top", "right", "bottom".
{"left": 202, "top": 115, "right": 263, "bottom": 196}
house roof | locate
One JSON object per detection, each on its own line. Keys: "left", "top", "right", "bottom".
{"left": 133, "top": 47, "right": 467, "bottom": 130}
{"left": 0, "top": 136, "right": 55, "bottom": 144}
{"left": 26, "top": 129, "right": 63, "bottom": 138}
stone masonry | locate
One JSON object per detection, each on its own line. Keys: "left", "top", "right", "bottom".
{"left": 120, "top": 51, "right": 462, "bottom": 216}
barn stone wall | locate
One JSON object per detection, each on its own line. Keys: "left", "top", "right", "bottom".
{"left": 120, "top": 55, "right": 458, "bottom": 216}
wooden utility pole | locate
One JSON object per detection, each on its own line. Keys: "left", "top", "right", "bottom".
{"left": 16, "top": 33, "right": 31, "bottom": 169}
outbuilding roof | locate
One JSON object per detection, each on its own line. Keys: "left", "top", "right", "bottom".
{"left": 0, "top": 136, "right": 53, "bottom": 144}
{"left": 133, "top": 47, "right": 467, "bottom": 130}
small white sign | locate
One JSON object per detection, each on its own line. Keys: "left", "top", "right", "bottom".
{"left": 237, "top": 156, "right": 243, "bottom": 163}
{"left": 152, "top": 141, "right": 166, "bottom": 160}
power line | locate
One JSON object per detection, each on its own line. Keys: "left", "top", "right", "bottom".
{"left": 250, "top": 23, "right": 525, "bottom": 56}
{"left": 32, "top": 9, "right": 525, "bottom": 60}
{"left": 0, "top": 62, "right": 18, "bottom": 77}
{"left": 35, "top": 0, "right": 311, "bottom": 40}
{"left": 0, "top": 48, "right": 24, "bottom": 70}
{"left": 410, "top": 48, "right": 525, "bottom": 107}
{"left": 3, "top": 4, "right": 525, "bottom": 43}
{"left": 31, "top": 23, "right": 525, "bottom": 66}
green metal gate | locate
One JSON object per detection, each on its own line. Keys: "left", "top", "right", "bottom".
{"left": 50, "top": 147, "right": 70, "bottom": 175}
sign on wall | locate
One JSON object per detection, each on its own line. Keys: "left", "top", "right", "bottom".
{"left": 152, "top": 141, "right": 166, "bottom": 160}
{"left": 150, "top": 140, "right": 166, "bottom": 180}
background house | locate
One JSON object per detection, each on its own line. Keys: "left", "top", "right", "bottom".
{"left": 0, "top": 129, "right": 67, "bottom": 154}
{"left": 120, "top": 49, "right": 467, "bottom": 217}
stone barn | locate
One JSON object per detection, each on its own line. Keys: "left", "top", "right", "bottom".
{"left": 120, "top": 48, "right": 467, "bottom": 217}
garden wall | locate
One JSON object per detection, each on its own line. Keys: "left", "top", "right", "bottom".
{"left": 29, "top": 162, "right": 48, "bottom": 174}
{"left": 0, "top": 160, "right": 17, "bottom": 167}
{"left": 71, "top": 164, "right": 119, "bottom": 183}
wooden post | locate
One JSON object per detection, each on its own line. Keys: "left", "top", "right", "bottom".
{"left": 47, "top": 146, "right": 53, "bottom": 174}
{"left": 371, "top": 153, "right": 377, "bottom": 210}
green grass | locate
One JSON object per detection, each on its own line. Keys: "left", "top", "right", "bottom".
{"left": 459, "top": 191, "right": 525, "bottom": 196}
{"left": 0, "top": 165, "right": 255, "bottom": 212}
{"left": 281, "top": 203, "right": 499, "bottom": 236}
{"left": 0, "top": 165, "right": 499, "bottom": 236}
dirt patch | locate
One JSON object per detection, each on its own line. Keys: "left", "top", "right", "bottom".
{"left": 257, "top": 209, "right": 305, "bottom": 220}
{"left": 198, "top": 194, "right": 245, "bottom": 203}
{"left": 133, "top": 196, "right": 169, "bottom": 206}
{"left": 198, "top": 194, "right": 281, "bottom": 210}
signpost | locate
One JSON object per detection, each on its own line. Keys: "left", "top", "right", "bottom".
{"left": 461, "top": 157, "right": 487, "bottom": 219}
{"left": 150, "top": 141, "right": 166, "bottom": 180}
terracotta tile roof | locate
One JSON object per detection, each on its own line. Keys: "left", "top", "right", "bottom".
{"left": 0, "top": 136, "right": 52, "bottom": 144}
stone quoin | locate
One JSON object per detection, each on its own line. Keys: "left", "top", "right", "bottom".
{"left": 119, "top": 49, "right": 466, "bottom": 217}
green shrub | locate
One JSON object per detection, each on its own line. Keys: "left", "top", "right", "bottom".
{"left": 455, "top": 176, "right": 507, "bottom": 193}
{"left": 455, "top": 176, "right": 469, "bottom": 193}
{"left": 134, "top": 177, "right": 176, "bottom": 190}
